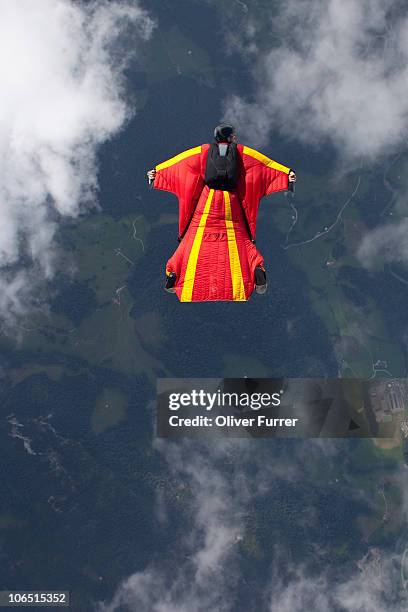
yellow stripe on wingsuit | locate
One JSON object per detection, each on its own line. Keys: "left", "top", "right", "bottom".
{"left": 243, "top": 146, "right": 290, "bottom": 174}
{"left": 156, "top": 146, "right": 202, "bottom": 171}
{"left": 180, "top": 189, "right": 214, "bottom": 302}
{"left": 224, "top": 191, "right": 246, "bottom": 301}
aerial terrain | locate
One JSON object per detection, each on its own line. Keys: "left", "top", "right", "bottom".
{"left": 0, "top": 1, "right": 408, "bottom": 610}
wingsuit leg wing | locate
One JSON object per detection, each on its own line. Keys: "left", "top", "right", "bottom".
{"left": 162, "top": 187, "right": 264, "bottom": 302}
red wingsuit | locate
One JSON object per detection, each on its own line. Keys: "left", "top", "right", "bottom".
{"left": 154, "top": 143, "right": 290, "bottom": 302}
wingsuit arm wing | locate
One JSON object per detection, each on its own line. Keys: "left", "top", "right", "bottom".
{"left": 238, "top": 145, "right": 292, "bottom": 240}
{"left": 154, "top": 146, "right": 205, "bottom": 238}
{"left": 242, "top": 146, "right": 290, "bottom": 197}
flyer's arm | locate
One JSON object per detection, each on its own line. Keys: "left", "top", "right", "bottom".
{"left": 242, "top": 146, "right": 290, "bottom": 197}
{"left": 154, "top": 146, "right": 203, "bottom": 197}
{"left": 237, "top": 145, "right": 292, "bottom": 240}
{"left": 153, "top": 146, "right": 204, "bottom": 237}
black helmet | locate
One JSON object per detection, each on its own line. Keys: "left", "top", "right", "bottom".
{"left": 214, "top": 123, "right": 235, "bottom": 143}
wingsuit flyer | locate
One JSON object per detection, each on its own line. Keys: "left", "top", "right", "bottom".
{"left": 148, "top": 126, "right": 296, "bottom": 301}
{"left": 1, "top": 1, "right": 407, "bottom": 611}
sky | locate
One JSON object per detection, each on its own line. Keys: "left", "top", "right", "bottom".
{"left": 101, "top": 436, "right": 405, "bottom": 612}
{"left": 226, "top": 0, "right": 408, "bottom": 271}
{"left": 0, "top": 0, "right": 154, "bottom": 328}
{"left": 227, "top": 0, "right": 408, "bottom": 162}
{"left": 96, "top": 2, "right": 408, "bottom": 608}
{"left": 1, "top": 2, "right": 407, "bottom": 607}
{"left": 1, "top": 0, "right": 408, "bottom": 328}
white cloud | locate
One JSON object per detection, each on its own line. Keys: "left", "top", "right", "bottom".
{"left": 103, "top": 542, "right": 404, "bottom": 612}
{"left": 100, "top": 439, "right": 249, "bottom": 612}
{"left": 226, "top": 0, "right": 408, "bottom": 161}
{"left": 0, "top": 0, "right": 154, "bottom": 328}
{"left": 357, "top": 218, "right": 408, "bottom": 269}
{"left": 269, "top": 548, "right": 403, "bottom": 612}
{"left": 100, "top": 436, "right": 399, "bottom": 612}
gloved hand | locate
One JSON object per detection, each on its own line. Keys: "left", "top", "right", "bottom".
{"left": 147, "top": 169, "right": 156, "bottom": 183}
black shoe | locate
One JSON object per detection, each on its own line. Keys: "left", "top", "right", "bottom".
{"left": 254, "top": 266, "right": 267, "bottom": 295}
{"left": 165, "top": 272, "right": 177, "bottom": 293}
